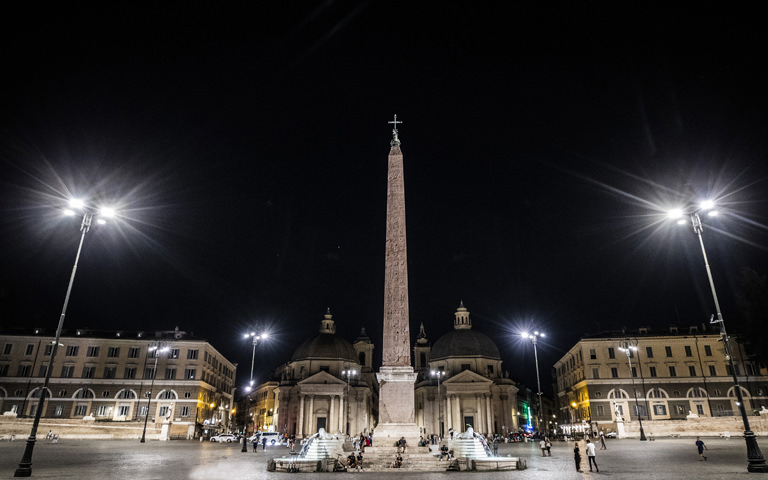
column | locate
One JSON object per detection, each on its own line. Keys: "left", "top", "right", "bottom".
{"left": 446, "top": 395, "right": 452, "bottom": 433}
{"left": 297, "top": 394, "right": 305, "bottom": 437}
{"left": 308, "top": 395, "right": 315, "bottom": 434}
{"left": 476, "top": 395, "right": 483, "bottom": 432}
{"left": 339, "top": 394, "right": 345, "bottom": 433}
{"left": 486, "top": 394, "right": 493, "bottom": 434}
{"left": 329, "top": 395, "right": 335, "bottom": 434}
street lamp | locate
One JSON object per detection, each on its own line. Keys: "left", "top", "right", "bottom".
{"left": 15, "top": 200, "right": 116, "bottom": 478}
{"left": 241, "top": 331, "right": 267, "bottom": 452}
{"left": 243, "top": 332, "right": 268, "bottom": 390}
{"left": 341, "top": 368, "right": 357, "bottom": 435}
{"left": 140, "top": 343, "right": 171, "bottom": 443}
{"left": 522, "top": 331, "right": 545, "bottom": 433}
{"left": 669, "top": 201, "right": 768, "bottom": 472}
{"left": 618, "top": 340, "right": 647, "bottom": 441}
{"left": 431, "top": 369, "right": 447, "bottom": 437}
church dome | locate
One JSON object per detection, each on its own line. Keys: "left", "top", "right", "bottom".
{"left": 290, "top": 310, "right": 358, "bottom": 362}
{"left": 430, "top": 328, "right": 501, "bottom": 360}
{"left": 429, "top": 302, "right": 501, "bottom": 360}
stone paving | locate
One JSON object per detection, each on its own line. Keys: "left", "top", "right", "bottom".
{"left": 0, "top": 436, "right": 762, "bottom": 479}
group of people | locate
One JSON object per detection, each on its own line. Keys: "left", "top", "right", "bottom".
{"left": 346, "top": 451, "right": 364, "bottom": 470}
{"left": 573, "top": 439, "right": 600, "bottom": 473}
{"left": 538, "top": 437, "right": 552, "bottom": 456}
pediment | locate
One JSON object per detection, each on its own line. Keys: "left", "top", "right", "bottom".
{"left": 297, "top": 370, "right": 346, "bottom": 386}
{"left": 443, "top": 369, "right": 493, "bottom": 385}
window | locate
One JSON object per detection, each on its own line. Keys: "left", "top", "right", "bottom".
{"left": 597, "top": 405, "right": 604, "bottom": 416}
{"left": 170, "top": 349, "right": 180, "bottom": 359}
{"left": 124, "top": 367, "right": 137, "bottom": 379}
{"left": 646, "top": 346, "right": 653, "bottom": 358}
{"left": 117, "top": 390, "right": 135, "bottom": 399}
{"left": 86, "top": 346, "right": 100, "bottom": 357}
{"left": 669, "top": 366, "right": 677, "bottom": 377}
{"left": 58, "top": 389, "right": 67, "bottom": 397}
{"left": 180, "top": 406, "right": 190, "bottom": 417}
{"left": 592, "top": 368, "right": 599, "bottom": 379}
{"left": 38, "top": 365, "right": 47, "bottom": 377}
{"left": 17, "top": 365, "right": 31, "bottom": 377}
{"left": 653, "top": 405, "right": 667, "bottom": 415}
{"left": 144, "top": 367, "right": 156, "bottom": 379}
{"left": 82, "top": 366, "right": 95, "bottom": 378}
{"left": 96, "top": 405, "right": 110, "bottom": 416}
{"left": 487, "top": 365, "right": 494, "bottom": 374}
{"left": 104, "top": 367, "right": 116, "bottom": 379}
{"left": 139, "top": 405, "right": 148, "bottom": 417}
{"left": 704, "top": 345, "right": 712, "bottom": 356}
{"left": 44, "top": 344, "right": 53, "bottom": 355}
{"left": 709, "top": 365, "right": 716, "bottom": 376}
{"left": 633, "top": 405, "right": 647, "bottom": 416}
{"left": 589, "top": 349, "right": 596, "bottom": 360}
{"left": 75, "top": 389, "right": 93, "bottom": 398}
{"left": 689, "top": 366, "right": 696, "bottom": 376}
{"left": 102, "top": 391, "right": 110, "bottom": 398}
{"left": 65, "top": 345, "right": 79, "bottom": 356}
{"left": 25, "top": 344, "right": 34, "bottom": 355}
{"left": 665, "top": 346, "right": 672, "bottom": 357}
{"left": 15, "top": 389, "right": 23, "bottom": 396}
{"left": 713, "top": 388, "right": 721, "bottom": 396}
{"left": 696, "top": 405, "right": 704, "bottom": 415}
{"left": 184, "top": 392, "right": 192, "bottom": 398}
{"left": 673, "top": 390, "right": 680, "bottom": 397}
{"left": 685, "top": 346, "right": 692, "bottom": 357}
{"left": 74, "top": 405, "right": 88, "bottom": 416}
{"left": 128, "top": 347, "right": 141, "bottom": 358}
{"left": 160, "top": 390, "right": 174, "bottom": 399}
{"left": 107, "top": 347, "right": 120, "bottom": 358}
{"left": 676, "top": 405, "right": 685, "bottom": 414}
{"left": 118, "top": 405, "right": 130, "bottom": 416}
{"left": 54, "top": 405, "right": 63, "bottom": 417}
{"left": 746, "top": 364, "right": 756, "bottom": 376}
{"left": 0, "top": 364, "right": 8, "bottom": 376}
{"left": 165, "top": 368, "right": 176, "bottom": 380}
{"left": 187, "top": 349, "right": 199, "bottom": 360}
{"left": 608, "top": 348, "right": 615, "bottom": 359}
{"left": 159, "top": 406, "right": 170, "bottom": 417}
{"left": 631, "top": 366, "right": 637, "bottom": 378}
{"left": 595, "top": 391, "right": 602, "bottom": 398}
{"left": 3, "top": 344, "right": 12, "bottom": 355}
{"left": 611, "top": 367, "right": 618, "bottom": 378}
{"left": 185, "top": 368, "right": 196, "bottom": 379}
{"left": 61, "top": 365, "right": 74, "bottom": 378}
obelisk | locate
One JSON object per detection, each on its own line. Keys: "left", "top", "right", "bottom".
{"left": 375, "top": 115, "right": 420, "bottom": 444}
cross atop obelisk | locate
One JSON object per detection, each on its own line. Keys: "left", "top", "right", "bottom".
{"left": 375, "top": 115, "right": 420, "bottom": 445}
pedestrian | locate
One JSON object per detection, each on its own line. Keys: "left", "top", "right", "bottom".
{"left": 696, "top": 436, "right": 707, "bottom": 461}
{"left": 545, "top": 437, "right": 552, "bottom": 456}
{"left": 440, "top": 443, "right": 449, "bottom": 461}
{"left": 586, "top": 439, "right": 599, "bottom": 472}
{"left": 252, "top": 437, "right": 258, "bottom": 452}
{"left": 492, "top": 438, "right": 499, "bottom": 456}
{"left": 262, "top": 436, "right": 267, "bottom": 450}
{"left": 540, "top": 438, "right": 547, "bottom": 456}
{"left": 573, "top": 442, "right": 582, "bottom": 472}
{"left": 599, "top": 430, "right": 606, "bottom": 450}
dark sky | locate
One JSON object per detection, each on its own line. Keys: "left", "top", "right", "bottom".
{"left": 2, "top": 2, "right": 767, "bottom": 396}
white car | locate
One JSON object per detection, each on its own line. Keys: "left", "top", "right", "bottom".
{"left": 210, "top": 433, "right": 237, "bottom": 443}
{"left": 605, "top": 431, "right": 617, "bottom": 438}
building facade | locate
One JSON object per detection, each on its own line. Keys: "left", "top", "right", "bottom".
{"left": 413, "top": 302, "right": 519, "bottom": 438}
{"left": 251, "top": 310, "right": 378, "bottom": 439}
{"left": 0, "top": 327, "right": 236, "bottom": 438}
{"left": 553, "top": 325, "right": 768, "bottom": 435}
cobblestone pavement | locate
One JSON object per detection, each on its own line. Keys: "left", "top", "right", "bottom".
{"left": 0, "top": 436, "right": 761, "bottom": 479}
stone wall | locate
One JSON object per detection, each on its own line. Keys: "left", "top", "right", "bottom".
{"left": 0, "top": 416, "right": 195, "bottom": 440}
{"left": 618, "top": 415, "right": 768, "bottom": 438}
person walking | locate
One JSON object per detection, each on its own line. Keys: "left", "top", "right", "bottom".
{"left": 573, "top": 442, "right": 583, "bottom": 472}
{"left": 599, "top": 430, "right": 606, "bottom": 449}
{"left": 262, "top": 436, "right": 267, "bottom": 451}
{"left": 696, "top": 436, "right": 708, "bottom": 461}
{"left": 540, "top": 438, "right": 547, "bottom": 456}
{"left": 545, "top": 437, "right": 552, "bottom": 456}
{"left": 586, "top": 439, "right": 599, "bottom": 472}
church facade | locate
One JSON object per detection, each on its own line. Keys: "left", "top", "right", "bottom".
{"left": 266, "top": 310, "right": 378, "bottom": 438}
{"left": 413, "top": 302, "right": 519, "bottom": 438}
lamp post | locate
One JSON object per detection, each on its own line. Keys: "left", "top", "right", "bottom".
{"left": 140, "top": 343, "right": 170, "bottom": 443}
{"left": 431, "top": 369, "right": 446, "bottom": 437}
{"left": 244, "top": 331, "right": 268, "bottom": 390}
{"left": 522, "top": 331, "right": 545, "bottom": 433}
{"left": 342, "top": 368, "right": 357, "bottom": 435}
{"left": 241, "top": 331, "right": 267, "bottom": 452}
{"left": 15, "top": 200, "right": 115, "bottom": 478}
{"left": 618, "top": 340, "right": 647, "bottom": 441}
{"left": 669, "top": 201, "right": 768, "bottom": 472}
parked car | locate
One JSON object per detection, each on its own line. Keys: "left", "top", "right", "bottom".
{"left": 605, "top": 431, "right": 617, "bottom": 438}
{"left": 258, "top": 431, "right": 284, "bottom": 446}
{"left": 210, "top": 433, "right": 237, "bottom": 443}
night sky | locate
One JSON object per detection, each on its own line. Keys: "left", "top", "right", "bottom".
{"left": 2, "top": 2, "right": 767, "bottom": 396}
